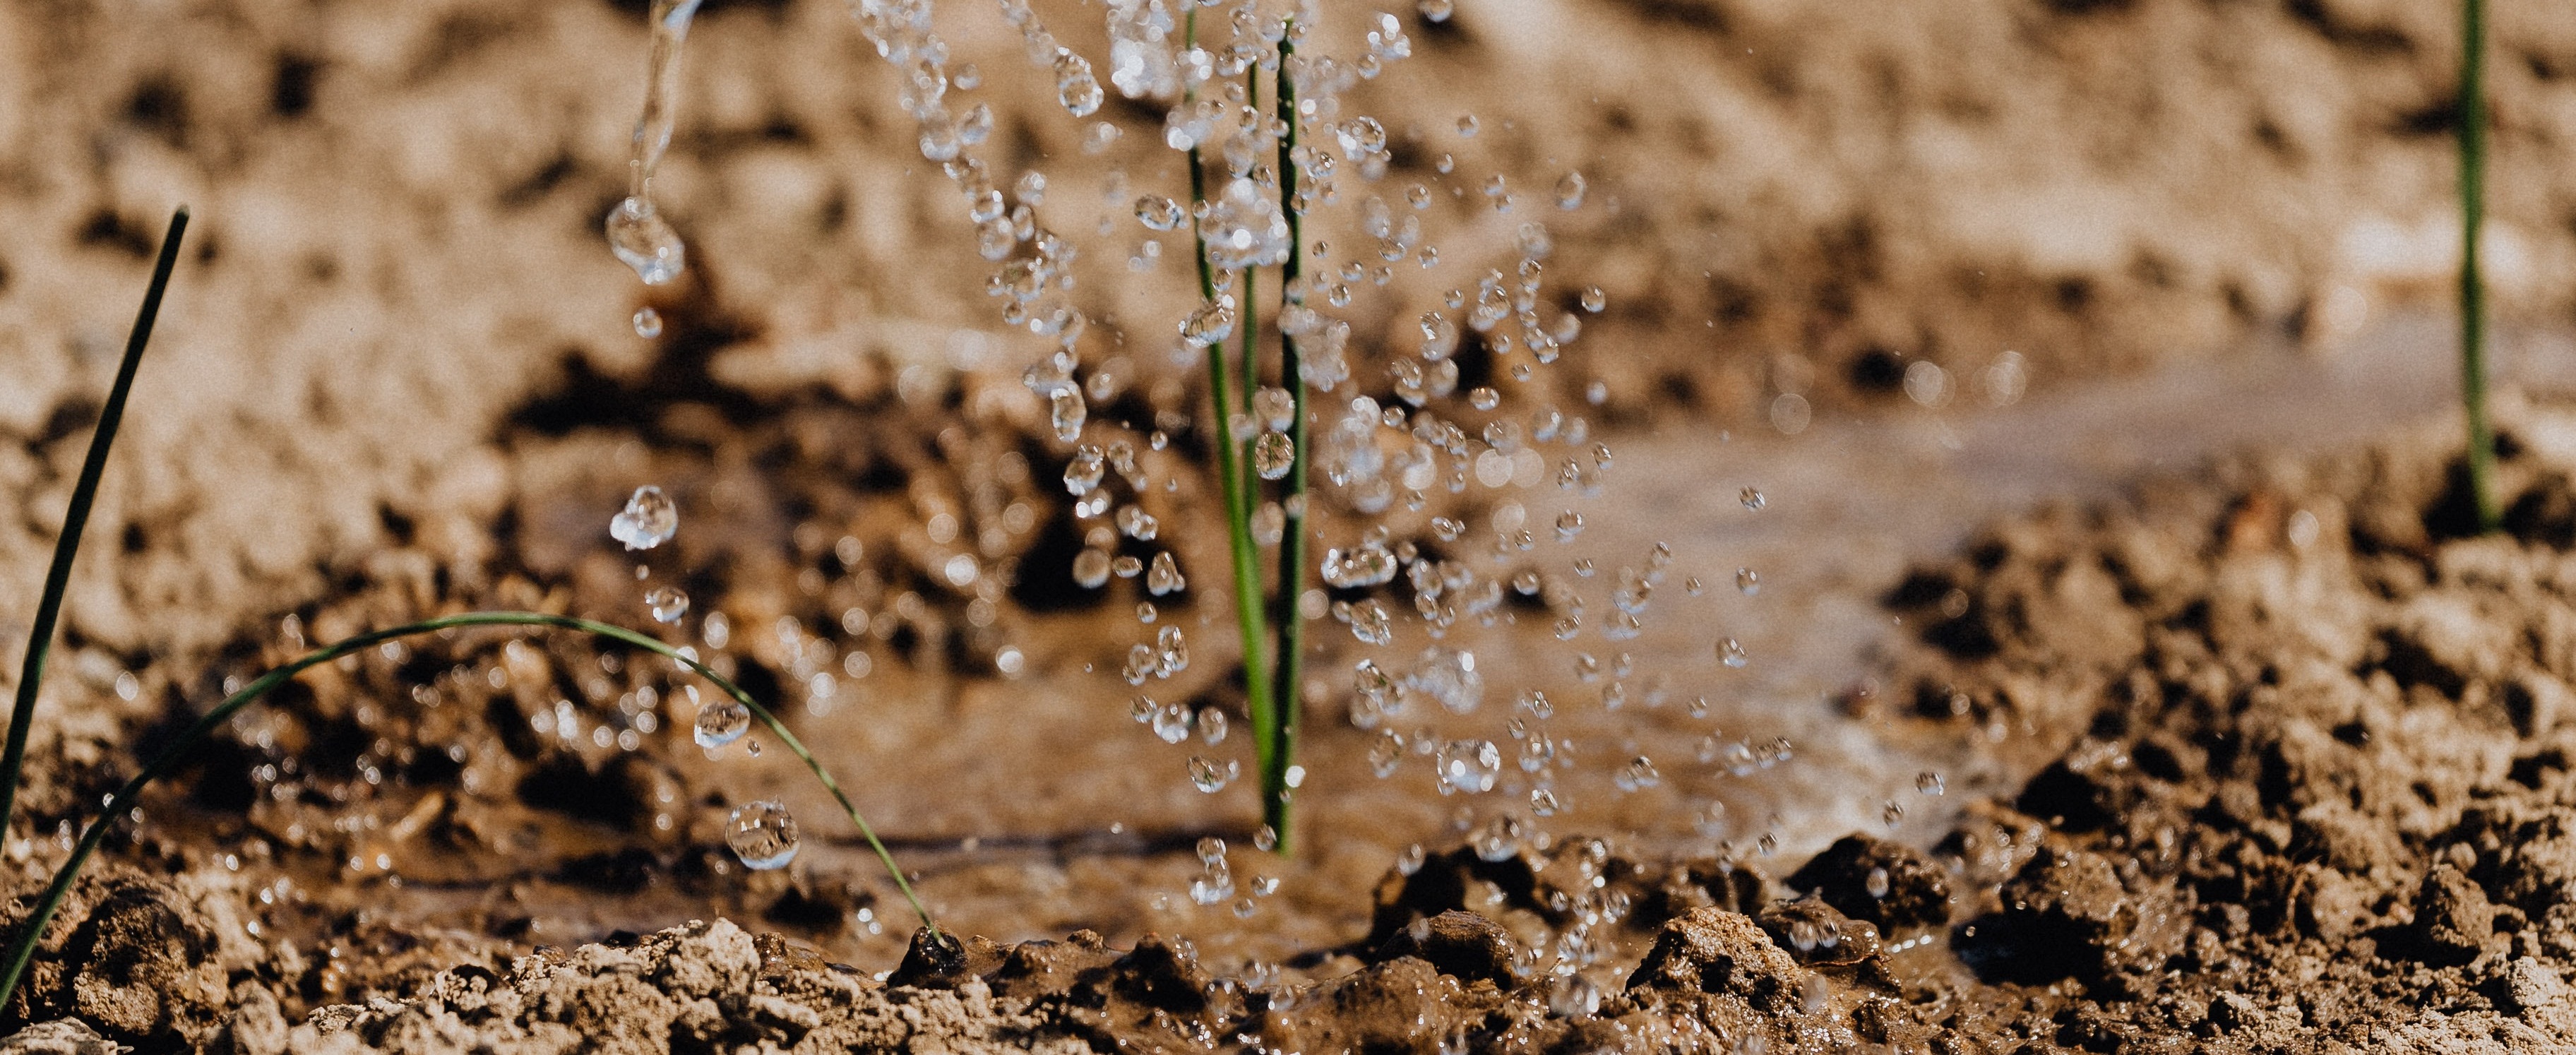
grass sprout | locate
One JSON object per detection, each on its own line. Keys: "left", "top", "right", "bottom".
{"left": 2459, "top": 0, "right": 2497, "bottom": 532}
{"left": 1181, "top": 16, "right": 1308, "bottom": 856}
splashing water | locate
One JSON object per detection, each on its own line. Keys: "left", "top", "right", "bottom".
{"left": 606, "top": 0, "right": 705, "bottom": 286}
{"left": 726, "top": 801, "right": 800, "bottom": 869}
{"left": 633, "top": 306, "right": 664, "bottom": 338}
{"left": 610, "top": 485, "right": 678, "bottom": 550}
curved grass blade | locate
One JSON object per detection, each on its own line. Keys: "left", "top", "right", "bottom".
{"left": 1, "top": 209, "right": 189, "bottom": 839}
{"left": 0, "top": 611, "right": 936, "bottom": 1010}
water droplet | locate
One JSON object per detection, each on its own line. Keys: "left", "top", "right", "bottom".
{"left": 1469, "top": 386, "right": 1501, "bottom": 411}
{"left": 1736, "top": 568, "right": 1760, "bottom": 595}
{"left": 1418, "top": 0, "right": 1453, "bottom": 21}
{"left": 1349, "top": 599, "right": 1395, "bottom": 645}
{"left": 1866, "top": 866, "right": 1892, "bottom": 899}
{"left": 1116, "top": 505, "right": 1159, "bottom": 541}
{"left": 1152, "top": 702, "right": 1193, "bottom": 744}
{"left": 633, "top": 306, "right": 664, "bottom": 338}
{"left": 1323, "top": 544, "right": 1399, "bottom": 588}
{"left": 610, "top": 485, "right": 679, "bottom": 550}
{"left": 1580, "top": 287, "right": 1606, "bottom": 313}
{"left": 645, "top": 585, "right": 689, "bottom": 624}
{"left": 726, "top": 801, "right": 799, "bottom": 870}
{"left": 1198, "top": 836, "right": 1228, "bottom": 866}
{"left": 1049, "top": 388, "right": 1087, "bottom": 443}
{"left": 1407, "top": 646, "right": 1483, "bottom": 713}
{"left": 1253, "top": 386, "right": 1296, "bottom": 431}
{"left": 1182, "top": 298, "right": 1239, "bottom": 346}
{"left": 1555, "top": 172, "right": 1587, "bottom": 210}
{"left": 1455, "top": 114, "right": 1479, "bottom": 138}
{"left": 1614, "top": 756, "right": 1662, "bottom": 792}
{"left": 1054, "top": 49, "right": 1102, "bottom": 117}
{"left": 1739, "top": 487, "right": 1765, "bottom": 511}
{"left": 1253, "top": 432, "right": 1295, "bottom": 479}
{"left": 605, "top": 196, "right": 686, "bottom": 285}
{"left": 1369, "top": 730, "right": 1405, "bottom": 777}
{"left": 1073, "top": 548, "right": 1112, "bottom": 588}
{"left": 1254, "top": 825, "right": 1279, "bottom": 852}
{"left": 1718, "top": 638, "right": 1749, "bottom": 668}
{"left": 1146, "top": 552, "right": 1186, "bottom": 595}
{"left": 1554, "top": 511, "right": 1584, "bottom": 542}
{"left": 1188, "top": 756, "right": 1233, "bottom": 792}
{"left": 693, "top": 697, "right": 750, "bottom": 748}
{"left": 1435, "top": 739, "right": 1502, "bottom": 794}
{"left": 1916, "top": 771, "right": 1945, "bottom": 796}
{"left": 1063, "top": 446, "right": 1107, "bottom": 495}
{"left": 1519, "top": 735, "right": 1554, "bottom": 773}
{"left": 1529, "top": 785, "right": 1561, "bottom": 816}
{"left": 1548, "top": 974, "right": 1600, "bottom": 1018}
{"left": 1135, "top": 195, "right": 1184, "bottom": 231}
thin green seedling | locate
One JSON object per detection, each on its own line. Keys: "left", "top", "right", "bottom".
{"left": 1180, "top": 16, "right": 1309, "bottom": 855}
{"left": 0, "top": 210, "right": 189, "bottom": 840}
{"left": 0, "top": 214, "right": 938, "bottom": 1013}
{"left": 2459, "top": 0, "right": 2498, "bottom": 532}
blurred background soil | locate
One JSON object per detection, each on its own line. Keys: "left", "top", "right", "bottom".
{"left": 4, "top": 0, "right": 2576, "bottom": 1048}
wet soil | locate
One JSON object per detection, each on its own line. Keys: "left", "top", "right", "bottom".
{"left": 6, "top": 0, "right": 2576, "bottom": 1051}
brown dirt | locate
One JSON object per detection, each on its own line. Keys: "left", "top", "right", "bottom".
{"left": 6, "top": 0, "right": 2576, "bottom": 1051}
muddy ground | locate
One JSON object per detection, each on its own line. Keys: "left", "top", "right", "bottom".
{"left": 5, "top": 0, "right": 2576, "bottom": 1051}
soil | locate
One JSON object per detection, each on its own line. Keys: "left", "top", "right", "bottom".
{"left": 6, "top": 0, "right": 2576, "bottom": 1051}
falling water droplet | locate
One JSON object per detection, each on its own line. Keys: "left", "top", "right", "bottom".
{"left": 1253, "top": 432, "right": 1295, "bottom": 480}
{"left": 1718, "top": 638, "right": 1749, "bottom": 668}
{"left": 1580, "top": 287, "right": 1606, "bottom": 313}
{"left": 1916, "top": 771, "right": 1945, "bottom": 796}
{"left": 726, "top": 801, "right": 799, "bottom": 869}
{"left": 1866, "top": 866, "right": 1892, "bottom": 899}
{"left": 1054, "top": 49, "right": 1102, "bottom": 117}
{"left": 645, "top": 585, "right": 690, "bottom": 624}
{"left": 1152, "top": 702, "right": 1193, "bottom": 744}
{"left": 606, "top": 197, "right": 686, "bottom": 285}
{"left": 610, "top": 486, "right": 679, "bottom": 550}
{"left": 1049, "top": 389, "right": 1087, "bottom": 442}
{"left": 1739, "top": 487, "right": 1766, "bottom": 511}
{"left": 1146, "top": 552, "right": 1186, "bottom": 595}
{"left": 1434, "top": 739, "right": 1502, "bottom": 794}
{"left": 1614, "top": 756, "right": 1662, "bottom": 792}
{"left": 1369, "top": 731, "right": 1405, "bottom": 777}
{"left": 1418, "top": 0, "right": 1453, "bottom": 21}
{"left": 1073, "top": 548, "right": 1113, "bottom": 588}
{"left": 693, "top": 698, "right": 750, "bottom": 748}
{"left": 1135, "top": 195, "right": 1185, "bottom": 231}
{"left": 1555, "top": 172, "right": 1588, "bottom": 210}
{"left": 1554, "top": 511, "right": 1585, "bottom": 542}
{"left": 1188, "top": 756, "right": 1234, "bottom": 793}
{"left": 1182, "top": 299, "right": 1239, "bottom": 346}
{"left": 1736, "top": 568, "right": 1760, "bottom": 595}
{"left": 633, "top": 306, "right": 664, "bottom": 338}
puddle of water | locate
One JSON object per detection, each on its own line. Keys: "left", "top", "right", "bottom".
{"left": 453, "top": 314, "right": 2576, "bottom": 974}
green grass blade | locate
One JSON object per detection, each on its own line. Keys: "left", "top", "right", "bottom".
{"left": 2461, "top": 0, "right": 2496, "bottom": 533}
{"left": 1182, "top": 7, "right": 1281, "bottom": 847}
{"left": 1263, "top": 28, "right": 1306, "bottom": 855}
{"left": 0, "top": 612, "right": 936, "bottom": 1011}
{"left": 1, "top": 209, "right": 189, "bottom": 840}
